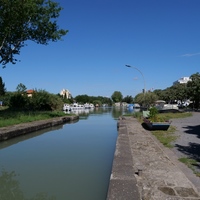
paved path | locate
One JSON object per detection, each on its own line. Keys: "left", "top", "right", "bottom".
{"left": 171, "top": 111, "right": 200, "bottom": 192}
{"left": 107, "top": 116, "right": 200, "bottom": 200}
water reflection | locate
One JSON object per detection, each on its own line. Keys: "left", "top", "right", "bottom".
{"left": 0, "top": 107, "right": 137, "bottom": 200}
{"left": 0, "top": 169, "right": 56, "bottom": 200}
{"left": 0, "top": 120, "right": 79, "bottom": 150}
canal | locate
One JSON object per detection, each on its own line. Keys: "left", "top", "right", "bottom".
{"left": 0, "top": 107, "right": 133, "bottom": 200}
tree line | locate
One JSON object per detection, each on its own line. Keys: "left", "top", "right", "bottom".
{"left": 0, "top": 80, "right": 113, "bottom": 111}
{"left": 111, "top": 72, "right": 200, "bottom": 109}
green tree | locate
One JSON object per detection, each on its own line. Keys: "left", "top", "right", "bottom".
{"left": 122, "top": 95, "right": 133, "bottom": 104}
{"left": 187, "top": 72, "right": 200, "bottom": 109}
{"left": 170, "top": 83, "right": 188, "bottom": 103}
{"left": 135, "top": 92, "right": 158, "bottom": 108}
{"left": 9, "top": 93, "right": 30, "bottom": 110}
{"left": 30, "top": 90, "right": 63, "bottom": 111}
{"left": 0, "top": 0, "right": 68, "bottom": 68}
{"left": 16, "top": 83, "right": 27, "bottom": 93}
{"left": 0, "top": 77, "right": 6, "bottom": 96}
{"left": 111, "top": 91, "right": 123, "bottom": 103}
{"left": 75, "top": 94, "right": 90, "bottom": 104}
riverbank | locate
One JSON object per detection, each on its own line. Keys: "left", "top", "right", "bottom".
{"left": 0, "top": 115, "right": 79, "bottom": 141}
{"left": 107, "top": 116, "right": 200, "bottom": 200}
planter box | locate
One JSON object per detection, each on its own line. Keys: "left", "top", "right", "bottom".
{"left": 143, "top": 118, "right": 171, "bottom": 130}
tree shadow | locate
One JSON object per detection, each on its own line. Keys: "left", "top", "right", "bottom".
{"left": 174, "top": 124, "right": 200, "bottom": 171}
{"left": 175, "top": 143, "right": 200, "bottom": 170}
{"left": 182, "top": 124, "right": 200, "bottom": 138}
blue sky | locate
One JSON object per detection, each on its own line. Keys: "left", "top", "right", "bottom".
{"left": 0, "top": 0, "right": 200, "bottom": 98}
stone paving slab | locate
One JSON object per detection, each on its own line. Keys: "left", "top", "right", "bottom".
{"left": 107, "top": 117, "right": 200, "bottom": 200}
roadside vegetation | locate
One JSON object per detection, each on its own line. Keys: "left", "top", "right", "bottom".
{"left": 178, "top": 157, "right": 200, "bottom": 177}
{"left": 148, "top": 112, "right": 192, "bottom": 148}
{"left": 131, "top": 111, "right": 193, "bottom": 148}
{"left": 0, "top": 109, "right": 67, "bottom": 128}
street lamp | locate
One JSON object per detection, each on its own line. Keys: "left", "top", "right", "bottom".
{"left": 125, "top": 64, "right": 146, "bottom": 93}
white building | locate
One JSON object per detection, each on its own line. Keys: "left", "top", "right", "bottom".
{"left": 60, "top": 89, "right": 72, "bottom": 99}
{"left": 173, "top": 77, "right": 191, "bottom": 85}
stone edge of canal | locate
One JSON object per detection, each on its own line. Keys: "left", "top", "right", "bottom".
{"left": 0, "top": 115, "right": 79, "bottom": 141}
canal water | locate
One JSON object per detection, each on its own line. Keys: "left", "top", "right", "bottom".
{"left": 0, "top": 107, "right": 134, "bottom": 200}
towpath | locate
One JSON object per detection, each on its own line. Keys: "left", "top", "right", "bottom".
{"left": 107, "top": 116, "right": 200, "bottom": 199}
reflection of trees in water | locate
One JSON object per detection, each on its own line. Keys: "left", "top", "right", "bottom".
{"left": 112, "top": 107, "right": 124, "bottom": 119}
{"left": 0, "top": 169, "right": 24, "bottom": 200}
{"left": 0, "top": 169, "right": 56, "bottom": 200}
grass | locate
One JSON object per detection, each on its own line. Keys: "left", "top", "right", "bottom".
{"left": 0, "top": 108, "right": 72, "bottom": 128}
{"left": 156, "top": 112, "right": 192, "bottom": 121}
{"left": 179, "top": 157, "right": 200, "bottom": 177}
{"left": 151, "top": 126, "right": 177, "bottom": 148}
{"left": 145, "top": 112, "right": 200, "bottom": 176}
{"left": 137, "top": 111, "right": 193, "bottom": 148}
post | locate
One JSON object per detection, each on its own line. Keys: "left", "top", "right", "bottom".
{"left": 125, "top": 65, "right": 146, "bottom": 94}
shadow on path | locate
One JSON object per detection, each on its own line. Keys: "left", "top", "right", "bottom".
{"left": 183, "top": 125, "right": 200, "bottom": 138}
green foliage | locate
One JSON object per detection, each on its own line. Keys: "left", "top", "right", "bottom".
{"left": 9, "top": 93, "right": 30, "bottom": 110}
{"left": 75, "top": 94, "right": 90, "bottom": 104}
{"left": 152, "top": 126, "right": 177, "bottom": 148}
{"left": 8, "top": 90, "right": 63, "bottom": 111}
{"left": 0, "top": 110, "right": 66, "bottom": 127}
{"left": 0, "top": 77, "right": 6, "bottom": 96}
{"left": 111, "top": 91, "right": 123, "bottom": 103}
{"left": 187, "top": 72, "right": 200, "bottom": 109}
{"left": 135, "top": 92, "right": 158, "bottom": 108}
{"left": 148, "top": 107, "right": 158, "bottom": 121}
{"left": 74, "top": 94, "right": 112, "bottom": 106}
{"left": 16, "top": 83, "right": 27, "bottom": 93}
{"left": 30, "top": 90, "right": 63, "bottom": 111}
{"left": 122, "top": 95, "right": 133, "bottom": 103}
{"left": 179, "top": 157, "right": 200, "bottom": 177}
{"left": 152, "top": 73, "right": 200, "bottom": 109}
{"left": 0, "top": 0, "right": 68, "bottom": 68}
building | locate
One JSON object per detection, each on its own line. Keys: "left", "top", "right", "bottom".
{"left": 173, "top": 77, "right": 191, "bottom": 85}
{"left": 26, "top": 89, "right": 34, "bottom": 97}
{"left": 60, "top": 89, "right": 72, "bottom": 99}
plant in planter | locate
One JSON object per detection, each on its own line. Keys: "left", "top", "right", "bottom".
{"left": 144, "top": 107, "right": 171, "bottom": 130}
{"left": 148, "top": 107, "right": 165, "bottom": 122}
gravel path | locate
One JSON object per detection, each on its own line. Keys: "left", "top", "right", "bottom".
{"left": 170, "top": 111, "right": 200, "bottom": 189}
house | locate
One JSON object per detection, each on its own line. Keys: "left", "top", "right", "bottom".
{"left": 26, "top": 89, "right": 34, "bottom": 97}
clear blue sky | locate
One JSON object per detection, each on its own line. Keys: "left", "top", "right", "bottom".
{"left": 0, "top": 0, "right": 200, "bottom": 98}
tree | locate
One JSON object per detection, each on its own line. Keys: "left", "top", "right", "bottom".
{"left": 187, "top": 72, "right": 200, "bottom": 109}
{"left": 0, "top": 77, "right": 6, "bottom": 96}
{"left": 111, "top": 91, "right": 123, "bottom": 103}
{"left": 16, "top": 83, "right": 27, "bottom": 93}
{"left": 122, "top": 95, "right": 133, "bottom": 104}
{"left": 0, "top": 0, "right": 68, "bottom": 68}
{"left": 135, "top": 92, "right": 158, "bottom": 108}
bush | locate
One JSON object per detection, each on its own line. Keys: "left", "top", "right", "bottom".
{"left": 8, "top": 90, "right": 64, "bottom": 111}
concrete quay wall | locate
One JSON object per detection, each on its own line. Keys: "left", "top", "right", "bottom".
{"left": 107, "top": 117, "right": 200, "bottom": 200}
{"left": 0, "top": 115, "right": 79, "bottom": 141}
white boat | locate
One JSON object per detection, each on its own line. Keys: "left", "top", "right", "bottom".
{"left": 63, "top": 104, "right": 71, "bottom": 111}
{"left": 70, "top": 103, "right": 85, "bottom": 111}
{"left": 84, "top": 103, "right": 94, "bottom": 109}
{"left": 155, "top": 100, "right": 179, "bottom": 112}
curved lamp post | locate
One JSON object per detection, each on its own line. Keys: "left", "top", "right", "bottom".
{"left": 125, "top": 64, "right": 146, "bottom": 93}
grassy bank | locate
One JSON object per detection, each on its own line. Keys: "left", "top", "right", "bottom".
{"left": 130, "top": 111, "right": 193, "bottom": 148}
{"left": 148, "top": 112, "right": 192, "bottom": 148}
{"left": 0, "top": 107, "right": 71, "bottom": 128}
